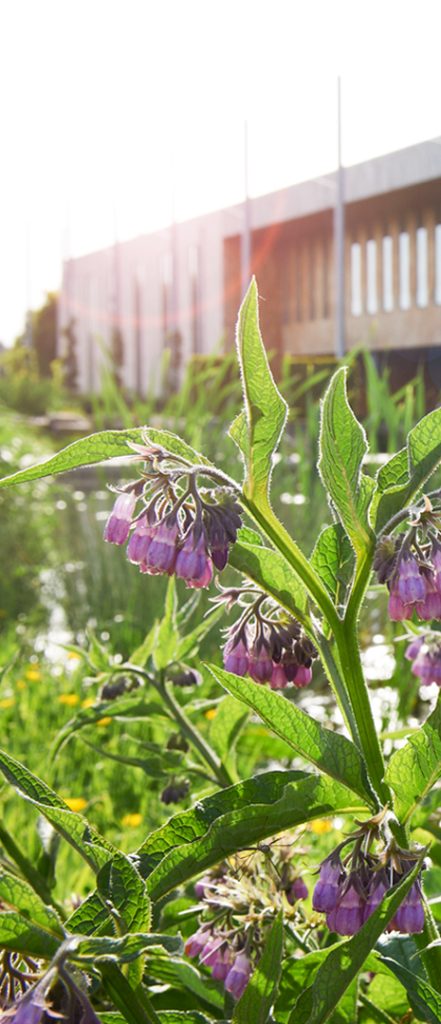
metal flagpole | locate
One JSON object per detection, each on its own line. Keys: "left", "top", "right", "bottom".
{"left": 334, "top": 76, "right": 345, "bottom": 358}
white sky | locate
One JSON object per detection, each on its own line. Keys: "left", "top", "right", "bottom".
{"left": 1, "top": 0, "right": 441, "bottom": 343}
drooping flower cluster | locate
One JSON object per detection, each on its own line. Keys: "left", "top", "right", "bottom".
{"left": 0, "top": 957, "right": 103, "bottom": 1024}
{"left": 374, "top": 512, "right": 441, "bottom": 622}
{"left": 104, "top": 443, "right": 242, "bottom": 589}
{"left": 405, "top": 632, "right": 441, "bottom": 686}
{"left": 220, "top": 589, "right": 318, "bottom": 689}
{"left": 184, "top": 836, "right": 308, "bottom": 999}
{"left": 312, "top": 827, "right": 425, "bottom": 936}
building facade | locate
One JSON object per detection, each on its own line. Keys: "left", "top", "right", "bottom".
{"left": 58, "top": 139, "right": 441, "bottom": 394}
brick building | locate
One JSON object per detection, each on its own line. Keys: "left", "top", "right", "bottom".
{"left": 58, "top": 138, "right": 441, "bottom": 394}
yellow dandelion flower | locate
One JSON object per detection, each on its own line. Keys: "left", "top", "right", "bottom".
{"left": 96, "top": 716, "right": 112, "bottom": 727}
{"left": 64, "top": 797, "right": 87, "bottom": 813}
{"left": 82, "top": 697, "right": 95, "bottom": 709}
{"left": 205, "top": 708, "right": 217, "bottom": 720}
{"left": 25, "top": 668, "right": 42, "bottom": 682}
{"left": 310, "top": 819, "right": 333, "bottom": 835}
{"left": 58, "top": 694, "right": 80, "bottom": 707}
{"left": 121, "top": 813, "right": 142, "bottom": 828}
{"left": 16, "top": 680, "right": 26, "bottom": 691}
{"left": 0, "top": 697, "right": 15, "bottom": 709}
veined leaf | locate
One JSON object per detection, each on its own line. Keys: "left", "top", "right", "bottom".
{"left": 232, "top": 278, "right": 288, "bottom": 507}
{"left": 318, "top": 368, "right": 374, "bottom": 557}
{"left": 70, "top": 930, "right": 181, "bottom": 963}
{"left": 287, "top": 856, "right": 423, "bottom": 1024}
{"left": 229, "top": 535, "right": 308, "bottom": 619}
{"left": 144, "top": 954, "right": 224, "bottom": 1011}
{"left": 145, "top": 773, "right": 366, "bottom": 901}
{"left": 100, "top": 1014, "right": 213, "bottom": 1024}
{"left": 0, "top": 911, "right": 60, "bottom": 959}
{"left": 67, "top": 771, "right": 306, "bottom": 935}
{"left": 384, "top": 693, "right": 441, "bottom": 823}
{"left": 0, "top": 748, "right": 116, "bottom": 872}
{"left": 374, "top": 408, "right": 441, "bottom": 530}
{"left": 0, "top": 427, "right": 212, "bottom": 490}
{"left": 233, "top": 911, "right": 283, "bottom": 1024}
{"left": 0, "top": 870, "right": 63, "bottom": 936}
{"left": 310, "top": 524, "right": 354, "bottom": 605}
{"left": 379, "top": 956, "right": 441, "bottom": 1024}
{"left": 97, "top": 852, "right": 151, "bottom": 934}
{"left": 207, "top": 665, "right": 374, "bottom": 805}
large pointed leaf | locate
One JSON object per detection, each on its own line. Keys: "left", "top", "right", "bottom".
{"left": 318, "top": 368, "right": 374, "bottom": 557}
{"left": 70, "top": 931, "right": 181, "bottom": 963}
{"left": 233, "top": 911, "right": 283, "bottom": 1024}
{"left": 0, "top": 748, "right": 116, "bottom": 872}
{"left": 379, "top": 956, "right": 441, "bottom": 1024}
{"left": 374, "top": 407, "right": 441, "bottom": 531}
{"left": 287, "top": 856, "right": 423, "bottom": 1024}
{"left": 0, "top": 870, "right": 63, "bottom": 936}
{"left": 145, "top": 773, "right": 366, "bottom": 901}
{"left": 310, "top": 524, "right": 354, "bottom": 605}
{"left": 232, "top": 278, "right": 288, "bottom": 507}
{"left": 0, "top": 911, "right": 60, "bottom": 959}
{"left": 207, "top": 665, "right": 374, "bottom": 805}
{"left": 0, "top": 427, "right": 212, "bottom": 490}
{"left": 97, "top": 852, "right": 151, "bottom": 934}
{"left": 384, "top": 693, "right": 441, "bottom": 823}
{"left": 67, "top": 771, "right": 307, "bottom": 935}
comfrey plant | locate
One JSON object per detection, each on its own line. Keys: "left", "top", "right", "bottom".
{"left": 1, "top": 279, "right": 441, "bottom": 1022}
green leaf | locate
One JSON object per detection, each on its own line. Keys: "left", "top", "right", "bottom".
{"left": 287, "top": 856, "right": 423, "bottom": 1024}
{"left": 100, "top": 1014, "right": 213, "bottom": 1024}
{"left": 137, "top": 770, "right": 303, "bottom": 875}
{"left": 232, "top": 278, "right": 288, "bottom": 507}
{"left": 206, "top": 665, "right": 374, "bottom": 805}
{"left": 144, "top": 954, "right": 224, "bottom": 1011}
{"left": 153, "top": 577, "right": 180, "bottom": 670}
{"left": 70, "top": 931, "right": 181, "bottom": 963}
{"left": 0, "top": 869, "right": 63, "bottom": 936}
{"left": 0, "top": 748, "right": 117, "bottom": 872}
{"left": 97, "top": 849, "right": 152, "bottom": 987}
{"left": 229, "top": 534, "right": 308, "bottom": 619}
{"left": 310, "top": 524, "right": 355, "bottom": 605}
{"left": 233, "top": 911, "right": 283, "bottom": 1024}
{"left": 318, "top": 368, "right": 373, "bottom": 557}
{"left": 379, "top": 955, "right": 441, "bottom": 1024}
{"left": 145, "top": 773, "right": 366, "bottom": 901}
{"left": 374, "top": 407, "right": 441, "bottom": 531}
{"left": 384, "top": 693, "right": 441, "bottom": 823}
{"left": 97, "top": 852, "right": 151, "bottom": 934}
{"left": 0, "top": 426, "right": 212, "bottom": 490}
{"left": 67, "top": 771, "right": 305, "bottom": 936}
{"left": 0, "top": 911, "right": 60, "bottom": 959}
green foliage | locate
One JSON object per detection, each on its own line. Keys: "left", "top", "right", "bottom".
{"left": 1, "top": 280, "right": 441, "bottom": 1022}
{"left": 207, "top": 665, "right": 373, "bottom": 804}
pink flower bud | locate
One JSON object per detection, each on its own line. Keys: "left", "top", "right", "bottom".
{"left": 104, "top": 491, "right": 137, "bottom": 544}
